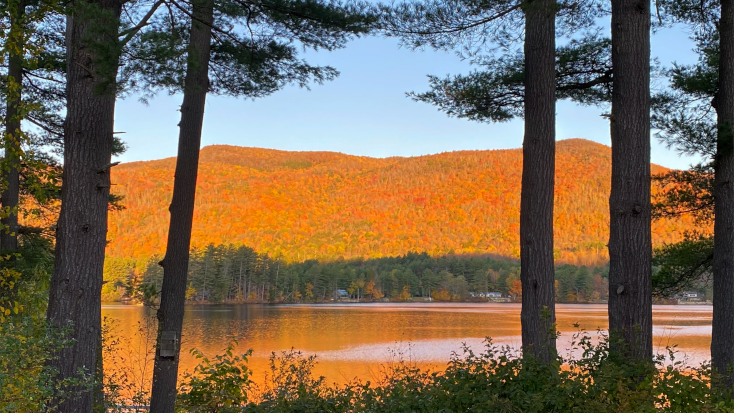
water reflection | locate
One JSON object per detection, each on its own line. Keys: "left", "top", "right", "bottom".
{"left": 102, "top": 303, "right": 713, "bottom": 384}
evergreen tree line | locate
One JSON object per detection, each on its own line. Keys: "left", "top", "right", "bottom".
{"left": 106, "top": 246, "right": 711, "bottom": 305}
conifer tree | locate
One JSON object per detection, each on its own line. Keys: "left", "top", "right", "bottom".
{"left": 0, "top": 0, "right": 65, "bottom": 334}
{"left": 1, "top": 0, "right": 27, "bottom": 253}
{"left": 655, "top": 0, "right": 734, "bottom": 387}
{"left": 519, "top": 0, "right": 557, "bottom": 363}
{"left": 712, "top": 0, "right": 734, "bottom": 389}
{"left": 149, "top": 0, "right": 215, "bottom": 409}
{"left": 128, "top": 1, "right": 374, "bottom": 409}
{"left": 0, "top": 0, "right": 65, "bottom": 253}
{"left": 43, "top": 0, "right": 162, "bottom": 410}
{"left": 607, "top": 0, "right": 652, "bottom": 362}
{"left": 379, "top": 0, "right": 606, "bottom": 362}
{"left": 45, "top": 0, "right": 124, "bottom": 407}
{"left": 649, "top": 31, "right": 716, "bottom": 297}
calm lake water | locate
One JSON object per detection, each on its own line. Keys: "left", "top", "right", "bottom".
{"left": 102, "top": 303, "right": 713, "bottom": 385}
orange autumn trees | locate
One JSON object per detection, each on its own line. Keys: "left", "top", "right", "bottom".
{"left": 106, "top": 139, "right": 702, "bottom": 266}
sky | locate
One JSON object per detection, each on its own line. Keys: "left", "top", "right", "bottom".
{"left": 113, "top": 24, "right": 703, "bottom": 170}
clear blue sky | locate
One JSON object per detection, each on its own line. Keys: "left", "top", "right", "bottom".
{"left": 113, "top": 24, "right": 702, "bottom": 170}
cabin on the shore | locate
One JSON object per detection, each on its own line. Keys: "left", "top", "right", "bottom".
{"left": 680, "top": 291, "right": 701, "bottom": 302}
{"left": 470, "top": 291, "right": 506, "bottom": 302}
{"left": 471, "top": 292, "right": 503, "bottom": 298}
{"left": 194, "top": 290, "right": 210, "bottom": 302}
{"left": 333, "top": 289, "right": 350, "bottom": 300}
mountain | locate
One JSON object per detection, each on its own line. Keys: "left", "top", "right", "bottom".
{"left": 107, "top": 139, "right": 698, "bottom": 265}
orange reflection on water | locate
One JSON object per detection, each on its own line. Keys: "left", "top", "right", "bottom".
{"left": 102, "top": 303, "right": 713, "bottom": 387}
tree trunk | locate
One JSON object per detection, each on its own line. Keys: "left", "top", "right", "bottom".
{"left": 607, "top": 0, "right": 652, "bottom": 362}
{"left": 45, "top": 0, "right": 122, "bottom": 411}
{"left": 519, "top": 0, "right": 556, "bottom": 364}
{"left": 149, "top": 0, "right": 213, "bottom": 410}
{"left": 240, "top": 263, "right": 244, "bottom": 298}
{"left": 712, "top": 0, "right": 734, "bottom": 389}
{"left": 0, "top": 1, "right": 26, "bottom": 253}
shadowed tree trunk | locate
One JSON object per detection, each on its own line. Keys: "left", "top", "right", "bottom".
{"left": 149, "top": 1, "right": 214, "bottom": 411}
{"left": 607, "top": 0, "right": 652, "bottom": 361}
{"left": 0, "top": 1, "right": 26, "bottom": 253}
{"left": 45, "top": 0, "right": 123, "bottom": 411}
{"left": 712, "top": 0, "right": 734, "bottom": 389}
{"left": 520, "top": 0, "right": 557, "bottom": 364}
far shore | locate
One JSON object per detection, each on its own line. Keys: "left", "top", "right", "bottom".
{"left": 102, "top": 298, "right": 713, "bottom": 306}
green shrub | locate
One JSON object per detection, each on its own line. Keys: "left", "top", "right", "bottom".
{"left": 249, "top": 349, "right": 360, "bottom": 413}
{"left": 176, "top": 341, "right": 253, "bottom": 413}
{"left": 165, "top": 330, "right": 734, "bottom": 413}
{"left": 0, "top": 235, "right": 89, "bottom": 412}
{"left": 0, "top": 315, "right": 91, "bottom": 412}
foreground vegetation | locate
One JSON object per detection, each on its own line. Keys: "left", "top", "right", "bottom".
{"left": 4, "top": 297, "right": 730, "bottom": 412}
{"left": 104, "top": 331, "right": 733, "bottom": 413}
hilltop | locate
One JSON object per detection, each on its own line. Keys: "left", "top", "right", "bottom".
{"left": 107, "top": 139, "right": 696, "bottom": 265}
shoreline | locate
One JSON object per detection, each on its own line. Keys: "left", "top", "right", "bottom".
{"left": 103, "top": 299, "right": 713, "bottom": 306}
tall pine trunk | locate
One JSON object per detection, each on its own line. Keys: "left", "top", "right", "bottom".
{"left": 607, "top": 0, "right": 652, "bottom": 361}
{"left": 149, "top": 0, "right": 213, "bottom": 410}
{"left": 712, "top": 0, "right": 734, "bottom": 388}
{"left": 520, "top": 0, "right": 556, "bottom": 363}
{"left": 45, "top": 0, "right": 122, "bottom": 411}
{"left": 0, "top": 1, "right": 26, "bottom": 253}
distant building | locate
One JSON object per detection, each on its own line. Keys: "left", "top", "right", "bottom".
{"left": 196, "top": 290, "right": 210, "bottom": 302}
{"left": 470, "top": 291, "right": 506, "bottom": 302}
{"left": 677, "top": 291, "right": 702, "bottom": 303}
{"left": 334, "top": 289, "right": 350, "bottom": 300}
{"left": 470, "top": 292, "right": 503, "bottom": 298}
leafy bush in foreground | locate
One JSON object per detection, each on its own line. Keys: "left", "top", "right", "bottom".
{"left": 174, "top": 331, "right": 734, "bottom": 413}
{"left": 0, "top": 236, "right": 94, "bottom": 412}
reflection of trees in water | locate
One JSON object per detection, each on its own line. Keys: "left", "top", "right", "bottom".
{"left": 101, "top": 303, "right": 713, "bottom": 386}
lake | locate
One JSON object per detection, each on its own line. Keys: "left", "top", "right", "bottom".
{"left": 102, "top": 303, "right": 713, "bottom": 385}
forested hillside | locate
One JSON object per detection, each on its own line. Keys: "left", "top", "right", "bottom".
{"left": 107, "top": 138, "right": 696, "bottom": 266}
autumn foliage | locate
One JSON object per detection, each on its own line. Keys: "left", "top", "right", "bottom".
{"left": 106, "top": 139, "right": 699, "bottom": 266}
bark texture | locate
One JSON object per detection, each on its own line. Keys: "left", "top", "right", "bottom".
{"left": 520, "top": 0, "right": 557, "bottom": 363}
{"left": 712, "top": 0, "right": 734, "bottom": 388}
{"left": 607, "top": 0, "right": 652, "bottom": 361}
{"left": 45, "top": 1, "right": 122, "bottom": 411}
{"left": 149, "top": 2, "right": 213, "bottom": 411}
{"left": 0, "top": 2, "right": 26, "bottom": 253}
